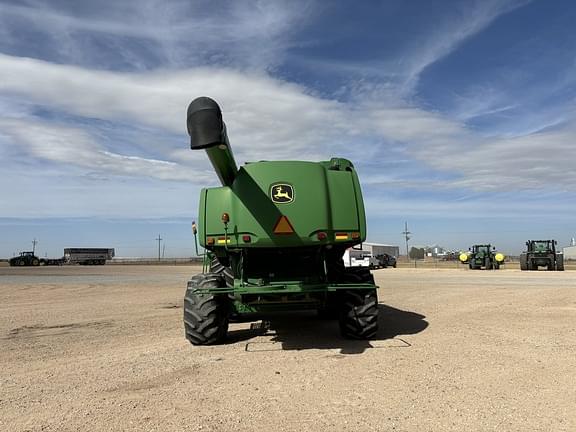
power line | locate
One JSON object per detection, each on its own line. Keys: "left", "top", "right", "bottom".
{"left": 402, "top": 222, "right": 411, "bottom": 258}
{"left": 156, "top": 234, "right": 162, "bottom": 261}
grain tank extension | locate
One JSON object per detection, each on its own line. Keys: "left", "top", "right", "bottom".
{"left": 183, "top": 97, "right": 379, "bottom": 345}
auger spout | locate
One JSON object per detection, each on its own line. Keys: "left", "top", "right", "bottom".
{"left": 187, "top": 96, "right": 238, "bottom": 187}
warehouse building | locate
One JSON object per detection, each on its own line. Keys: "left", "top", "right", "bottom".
{"left": 363, "top": 242, "right": 400, "bottom": 258}
{"left": 563, "top": 245, "right": 576, "bottom": 260}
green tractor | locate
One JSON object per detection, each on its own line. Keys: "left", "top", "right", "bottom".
{"left": 520, "top": 240, "right": 564, "bottom": 271}
{"left": 183, "top": 97, "right": 379, "bottom": 345}
{"left": 459, "top": 244, "right": 505, "bottom": 270}
{"left": 9, "top": 251, "right": 41, "bottom": 267}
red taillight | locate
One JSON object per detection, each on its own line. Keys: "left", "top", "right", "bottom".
{"left": 242, "top": 235, "right": 251, "bottom": 243}
{"left": 317, "top": 232, "right": 327, "bottom": 240}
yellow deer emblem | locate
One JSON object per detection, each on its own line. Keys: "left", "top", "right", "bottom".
{"left": 271, "top": 184, "right": 294, "bottom": 203}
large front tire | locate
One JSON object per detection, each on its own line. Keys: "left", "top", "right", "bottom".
{"left": 338, "top": 289, "right": 379, "bottom": 339}
{"left": 184, "top": 273, "right": 229, "bottom": 345}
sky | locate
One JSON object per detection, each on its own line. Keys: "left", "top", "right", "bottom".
{"left": 1, "top": 0, "right": 575, "bottom": 258}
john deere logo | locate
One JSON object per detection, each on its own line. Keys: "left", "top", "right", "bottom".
{"left": 271, "top": 184, "right": 294, "bottom": 203}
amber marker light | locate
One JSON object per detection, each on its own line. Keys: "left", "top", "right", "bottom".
{"left": 351, "top": 232, "right": 360, "bottom": 240}
{"left": 221, "top": 213, "right": 230, "bottom": 224}
{"left": 206, "top": 237, "right": 215, "bottom": 245}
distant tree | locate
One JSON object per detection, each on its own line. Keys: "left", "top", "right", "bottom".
{"left": 409, "top": 247, "right": 425, "bottom": 260}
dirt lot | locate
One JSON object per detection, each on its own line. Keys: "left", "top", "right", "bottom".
{"left": 1, "top": 265, "right": 575, "bottom": 432}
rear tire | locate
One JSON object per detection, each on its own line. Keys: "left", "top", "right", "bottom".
{"left": 32, "top": 258, "right": 40, "bottom": 266}
{"left": 338, "top": 289, "right": 379, "bottom": 339}
{"left": 184, "top": 273, "right": 229, "bottom": 345}
{"left": 556, "top": 254, "right": 564, "bottom": 271}
{"left": 485, "top": 258, "right": 493, "bottom": 270}
{"left": 18, "top": 260, "right": 25, "bottom": 266}
{"left": 519, "top": 253, "right": 528, "bottom": 271}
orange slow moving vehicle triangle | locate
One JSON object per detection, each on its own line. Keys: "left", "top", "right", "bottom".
{"left": 273, "top": 215, "right": 295, "bottom": 234}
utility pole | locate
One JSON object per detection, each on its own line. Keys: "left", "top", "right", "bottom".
{"left": 156, "top": 234, "right": 162, "bottom": 261}
{"left": 32, "top": 238, "right": 38, "bottom": 255}
{"left": 402, "top": 222, "right": 411, "bottom": 259}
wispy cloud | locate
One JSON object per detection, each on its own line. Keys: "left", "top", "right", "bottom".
{"left": 0, "top": 0, "right": 312, "bottom": 70}
{"left": 1, "top": 51, "right": 576, "bottom": 196}
{"left": 396, "top": 0, "right": 531, "bottom": 95}
{"left": 294, "top": 0, "right": 531, "bottom": 100}
{"left": 0, "top": 118, "right": 201, "bottom": 181}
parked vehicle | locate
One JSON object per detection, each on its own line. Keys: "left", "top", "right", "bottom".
{"left": 375, "top": 253, "right": 397, "bottom": 268}
{"left": 9, "top": 251, "right": 64, "bottom": 266}
{"left": 520, "top": 240, "right": 564, "bottom": 271}
{"left": 183, "top": 97, "right": 378, "bottom": 345}
{"left": 459, "top": 244, "right": 505, "bottom": 270}
{"left": 343, "top": 249, "right": 375, "bottom": 268}
{"left": 9, "top": 251, "right": 41, "bottom": 267}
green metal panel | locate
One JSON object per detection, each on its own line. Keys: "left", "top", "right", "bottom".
{"left": 198, "top": 159, "right": 365, "bottom": 248}
{"left": 327, "top": 171, "right": 356, "bottom": 230}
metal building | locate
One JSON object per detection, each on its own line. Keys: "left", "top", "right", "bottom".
{"left": 363, "top": 242, "right": 400, "bottom": 258}
{"left": 563, "top": 246, "right": 576, "bottom": 260}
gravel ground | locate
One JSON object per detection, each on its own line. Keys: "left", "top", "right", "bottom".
{"left": 1, "top": 265, "right": 575, "bottom": 431}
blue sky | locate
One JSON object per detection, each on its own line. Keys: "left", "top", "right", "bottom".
{"left": 1, "top": 0, "right": 575, "bottom": 258}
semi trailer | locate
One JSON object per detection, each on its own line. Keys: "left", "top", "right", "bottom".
{"left": 63, "top": 248, "right": 115, "bottom": 265}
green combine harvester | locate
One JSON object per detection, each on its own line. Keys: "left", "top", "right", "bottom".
{"left": 183, "top": 97, "right": 379, "bottom": 345}
{"left": 459, "top": 244, "right": 505, "bottom": 270}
